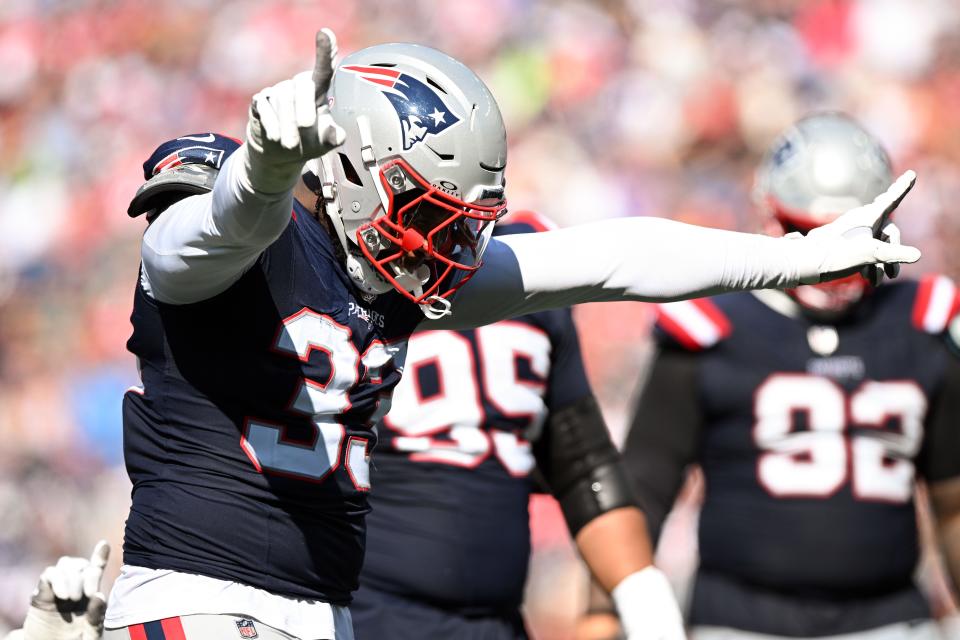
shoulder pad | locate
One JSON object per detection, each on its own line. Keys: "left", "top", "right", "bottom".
{"left": 655, "top": 298, "right": 731, "bottom": 351}
{"left": 911, "top": 274, "right": 960, "bottom": 334}
{"left": 128, "top": 133, "right": 241, "bottom": 218}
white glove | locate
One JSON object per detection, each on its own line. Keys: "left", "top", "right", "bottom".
{"left": 5, "top": 541, "right": 110, "bottom": 640}
{"left": 792, "top": 170, "right": 920, "bottom": 285}
{"left": 242, "top": 28, "right": 346, "bottom": 195}
{"left": 612, "top": 567, "right": 687, "bottom": 640}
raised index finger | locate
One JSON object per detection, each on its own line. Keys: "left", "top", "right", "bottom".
{"left": 83, "top": 540, "right": 110, "bottom": 598}
{"left": 88, "top": 540, "right": 110, "bottom": 570}
{"left": 313, "top": 28, "right": 338, "bottom": 105}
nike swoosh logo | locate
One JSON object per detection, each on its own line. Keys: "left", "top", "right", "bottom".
{"left": 177, "top": 134, "right": 216, "bottom": 143}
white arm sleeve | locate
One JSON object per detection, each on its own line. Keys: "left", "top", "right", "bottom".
{"left": 140, "top": 144, "right": 295, "bottom": 304}
{"left": 432, "top": 217, "right": 815, "bottom": 330}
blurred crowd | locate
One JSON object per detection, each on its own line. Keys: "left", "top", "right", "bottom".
{"left": 1, "top": 0, "right": 960, "bottom": 637}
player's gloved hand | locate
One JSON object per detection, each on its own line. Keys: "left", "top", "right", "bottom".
{"left": 4, "top": 541, "right": 110, "bottom": 640}
{"left": 792, "top": 170, "right": 920, "bottom": 285}
{"left": 242, "top": 28, "right": 347, "bottom": 194}
{"left": 611, "top": 567, "right": 686, "bottom": 640}
{"left": 860, "top": 218, "right": 903, "bottom": 286}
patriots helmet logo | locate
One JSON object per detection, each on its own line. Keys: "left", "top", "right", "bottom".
{"left": 770, "top": 137, "right": 795, "bottom": 167}
{"left": 343, "top": 65, "right": 460, "bottom": 151}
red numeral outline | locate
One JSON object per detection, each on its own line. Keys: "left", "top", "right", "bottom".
{"left": 241, "top": 307, "right": 386, "bottom": 484}
{"left": 240, "top": 417, "right": 345, "bottom": 484}
{"left": 753, "top": 374, "right": 847, "bottom": 499}
{"left": 753, "top": 374, "right": 926, "bottom": 503}
{"left": 387, "top": 325, "right": 549, "bottom": 475}
{"left": 345, "top": 436, "right": 372, "bottom": 491}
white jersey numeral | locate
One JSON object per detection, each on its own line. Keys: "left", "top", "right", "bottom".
{"left": 384, "top": 323, "right": 551, "bottom": 476}
{"left": 849, "top": 381, "right": 926, "bottom": 502}
{"left": 753, "top": 374, "right": 926, "bottom": 503}
{"left": 345, "top": 436, "right": 372, "bottom": 491}
{"left": 240, "top": 309, "right": 388, "bottom": 488}
{"left": 477, "top": 323, "right": 551, "bottom": 444}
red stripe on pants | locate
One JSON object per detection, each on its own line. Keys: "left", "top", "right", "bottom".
{"left": 160, "top": 617, "right": 187, "bottom": 640}
{"left": 129, "top": 625, "right": 148, "bottom": 640}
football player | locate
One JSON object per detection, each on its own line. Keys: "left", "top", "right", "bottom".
{"left": 351, "top": 211, "right": 683, "bottom": 640}
{"left": 601, "top": 113, "right": 960, "bottom": 639}
{"left": 104, "top": 28, "right": 920, "bottom": 640}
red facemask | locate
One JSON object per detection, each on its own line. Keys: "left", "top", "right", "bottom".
{"left": 356, "top": 158, "right": 507, "bottom": 306}
{"left": 787, "top": 274, "right": 871, "bottom": 317}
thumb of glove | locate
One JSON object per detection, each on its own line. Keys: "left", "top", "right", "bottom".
{"left": 83, "top": 593, "right": 107, "bottom": 640}
{"left": 30, "top": 576, "right": 55, "bottom": 610}
{"left": 85, "top": 593, "right": 107, "bottom": 627}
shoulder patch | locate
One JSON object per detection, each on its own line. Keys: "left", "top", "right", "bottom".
{"left": 655, "top": 298, "right": 731, "bottom": 351}
{"left": 911, "top": 274, "right": 960, "bottom": 334}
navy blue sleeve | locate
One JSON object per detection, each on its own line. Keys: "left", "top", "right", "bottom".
{"left": 622, "top": 346, "right": 703, "bottom": 543}
{"left": 543, "top": 309, "right": 593, "bottom": 411}
{"left": 921, "top": 348, "right": 960, "bottom": 483}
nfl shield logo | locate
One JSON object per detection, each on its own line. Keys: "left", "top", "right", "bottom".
{"left": 235, "top": 619, "right": 259, "bottom": 639}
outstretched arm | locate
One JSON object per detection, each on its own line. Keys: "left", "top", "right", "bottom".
{"left": 139, "top": 152, "right": 294, "bottom": 304}
{"left": 434, "top": 172, "right": 918, "bottom": 329}
{"left": 140, "top": 30, "right": 345, "bottom": 304}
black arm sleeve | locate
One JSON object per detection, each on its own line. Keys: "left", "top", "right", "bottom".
{"left": 621, "top": 346, "right": 703, "bottom": 543}
{"left": 533, "top": 394, "right": 639, "bottom": 536}
{"left": 920, "top": 350, "right": 960, "bottom": 483}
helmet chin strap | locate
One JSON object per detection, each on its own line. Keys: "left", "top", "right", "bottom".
{"left": 311, "top": 154, "right": 350, "bottom": 256}
{"left": 345, "top": 254, "right": 394, "bottom": 295}
{"left": 356, "top": 115, "right": 393, "bottom": 220}
{"left": 420, "top": 295, "right": 452, "bottom": 319}
{"left": 310, "top": 153, "right": 394, "bottom": 296}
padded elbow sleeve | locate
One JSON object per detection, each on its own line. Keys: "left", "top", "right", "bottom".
{"left": 538, "top": 395, "right": 639, "bottom": 536}
{"left": 559, "top": 461, "right": 638, "bottom": 536}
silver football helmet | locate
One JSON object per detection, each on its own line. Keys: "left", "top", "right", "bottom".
{"left": 307, "top": 43, "right": 508, "bottom": 318}
{"left": 755, "top": 113, "right": 894, "bottom": 316}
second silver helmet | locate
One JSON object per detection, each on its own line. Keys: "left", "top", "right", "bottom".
{"left": 755, "top": 112, "right": 894, "bottom": 317}
{"left": 755, "top": 112, "right": 893, "bottom": 230}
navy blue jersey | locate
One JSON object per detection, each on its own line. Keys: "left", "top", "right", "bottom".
{"left": 684, "top": 283, "right": 950, "bottom": 593}
{"left": 632, "top": 277, "right": 960, "bottom": 634}
{"left": 351, "top": 582, "right": 528, "bottom": 640}
{"left": 357, "top": 221, "right": 592, "bottom": 615}
{"left": 122, "top": 201, "right": 424, "bottom": 604}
